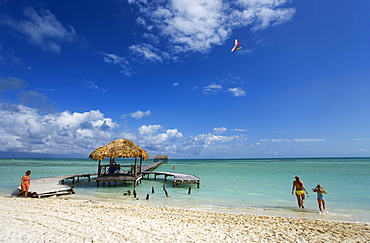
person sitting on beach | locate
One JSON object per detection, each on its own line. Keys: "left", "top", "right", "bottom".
{"left": 312, "top": 184, "right": 328, "bottom": 213}
{"left": 17, "top": 170, "right": 31, "bottom": 198}
{"left": 292, "top": 176, "right": 308, "bottom": 208}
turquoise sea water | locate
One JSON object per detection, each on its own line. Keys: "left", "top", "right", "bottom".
{"left": 1, "top": 157, "right": 369, "bottom": 223}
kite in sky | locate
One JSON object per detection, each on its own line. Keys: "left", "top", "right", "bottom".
{"left": 231, "top": 39, "right": 242, "bottom": 52}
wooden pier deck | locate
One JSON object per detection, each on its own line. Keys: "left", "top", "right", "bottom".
{"left": 17, "top": 161, "right": 200, "bottom": 197}
{"left": 63, "top": 173, "right": 97, "bottom": 184}
{"left": 18, "top": 173, "right": 97, "bottom": 198}
{"left": 95, "top": 161, "right": 165, "bottom": 187}
{"left": 142, "top": 161, "right": 165, "bottom": 172}
{"left": 143, "top": 171, "right": 200, "bottom": 187}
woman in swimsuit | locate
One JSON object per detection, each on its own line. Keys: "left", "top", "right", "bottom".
{"left": 312, "top": 184, "right": 328, "bottom": 212}
{"left": 292, "top": 176, "right": 308, "bottom": 208}
{"left": 17, "top": 170, "right": 31, "bottom": 198}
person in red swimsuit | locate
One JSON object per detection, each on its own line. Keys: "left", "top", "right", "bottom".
{"left": 17, "top": 170, "right": 31, "bottom": 198}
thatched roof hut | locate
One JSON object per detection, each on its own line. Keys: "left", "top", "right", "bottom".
{"left": 89, "top": 138, "right": 149, "bottom": 177}
{"left": 89, "top": 138, "right": 149, "bottom": 161}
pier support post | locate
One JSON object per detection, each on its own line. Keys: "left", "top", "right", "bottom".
{"left": 163, "top": 184, "right": 169, "bottom": 197}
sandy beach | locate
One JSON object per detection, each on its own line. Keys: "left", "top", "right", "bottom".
{"left": 0, "top": 197, "right": 369, "bottom": 242}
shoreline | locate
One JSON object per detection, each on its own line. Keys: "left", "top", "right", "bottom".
{"left": 1, "top": 197, "right": 369, "bottom": 242}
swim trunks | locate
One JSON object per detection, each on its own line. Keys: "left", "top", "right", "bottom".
{"left": 317, "top": 193, "right": 324, "bottom": 200}
{"left": 295, "top": 190, "right": 304, "bottom": 195}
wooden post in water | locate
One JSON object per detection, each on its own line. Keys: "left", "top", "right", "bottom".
{"left": 163, "top": 184, "right": 169, "bottom": 197}
{"left": 133, "top": 189, "right": 137, "bottom": 198}
{"left": 152, "top": 186, "right": 155, "bottom": 193}
{"left": 146, "top": 194, "right": 149, "bottom": 200}
{"left": 188, "top": 187, "right": 192, "bottom": 194}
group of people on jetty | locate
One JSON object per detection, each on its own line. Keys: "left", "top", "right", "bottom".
{"left": 15, "top": 170, "right": 328, "bottom": 212}
{"left": 292, "top": 176, "right": 328, "bottom": 213}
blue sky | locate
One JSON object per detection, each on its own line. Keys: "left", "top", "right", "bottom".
{"left": 0, "top": 0, "right": 369, "bottom": 159}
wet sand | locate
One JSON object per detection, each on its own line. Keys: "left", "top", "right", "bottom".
{"left": 1, "top": 197, "right": 369, "bottom": 242}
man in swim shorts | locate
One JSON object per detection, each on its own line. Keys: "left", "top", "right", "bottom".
{"left": 292, "top": 176, "right": 308, "bottom": 208}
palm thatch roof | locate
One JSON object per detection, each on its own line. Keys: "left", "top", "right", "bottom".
{"left": 89, "top": 138, "right": 149, "bottom": 161}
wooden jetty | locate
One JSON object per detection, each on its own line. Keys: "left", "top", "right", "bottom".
{"left": 16, "top": 161, "right": 201, "bottom": 197}
{"left": 143, "top": 171, "right": 200, "bottom": 188}
{"left": 142, "top": 161, "right": 165, "bottom": 172}
{"left": 96, "top": 161, "right": 165, "bottom": 187}
{"left": 18, "top": 173, "right": 97, "bottom": 198}
{"left": 63, "top": 173, "right": 97, "bottom": 184}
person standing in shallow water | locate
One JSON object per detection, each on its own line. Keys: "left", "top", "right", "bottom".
{"left": 312, "top": 184, "right": 328, "bottom": 212}
{"left": 292, "top": 176, "right": 308, "bottom": 208}
{"left": 17, "top": 170, "right": 31, "bottom": 198}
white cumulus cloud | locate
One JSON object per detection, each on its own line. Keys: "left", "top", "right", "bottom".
{"left": 213, "top": 127, "right": 227, "bottom": 134}
{"left": 0, "top": 103, "right": 118, "bottom": 155}
{"left": 130, "top": 110, "right": 152, "bottom": 119}
{"left": 178, "top": 132, "right": 246, "bottom": 156}
{"left": 128, "top": 0, "right": 295, "bottom": 60}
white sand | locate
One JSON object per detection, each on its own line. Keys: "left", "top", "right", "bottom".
{"left": 0, "top": 197, "right": 369, "bottom": 243}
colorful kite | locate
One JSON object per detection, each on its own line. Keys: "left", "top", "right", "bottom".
{"left": 231, "top": 39, "right": 242, "bottom": 52}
